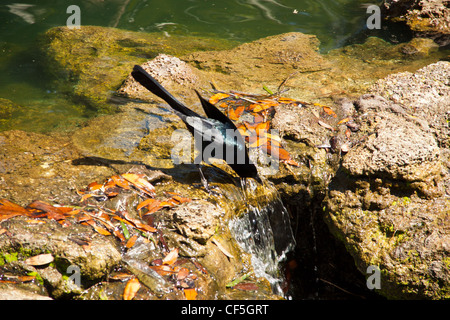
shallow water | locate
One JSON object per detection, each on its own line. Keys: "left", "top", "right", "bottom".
{"left": 0, "top": 0, "right": 400, "bottom": 133}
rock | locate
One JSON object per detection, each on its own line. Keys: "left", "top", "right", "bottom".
{"left": 399, "top": 38, "right": 439, "bottom": 57}
{"left": 370, "top": 61, "right": 450, "bottom": 148}
{"left": 0, "top": 283, "right": 52, "bottom": 300}
{"left": 382, "top": 0, "right": 450, "bottom": 46}
{"left": 41, "top": 26, "right": 236, "bottom": 112}
{"left": 325, "top": 62, "right": 450, "bottom": 299}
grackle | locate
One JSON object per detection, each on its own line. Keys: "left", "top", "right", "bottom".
{"left": 130, "top": 65, "right": 261, "bottom": 190}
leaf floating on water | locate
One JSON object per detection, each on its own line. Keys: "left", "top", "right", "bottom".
{"left": 123, "top": 278, "right": 140, "bottom": 300}
{"left": 24, "top": 253, "right": 54, "bottom": 266}
{"left": 184, "top": 288, "right": 197, "bottom": 300}
{"left": 162, "top": 248, "right": 179, "bottom": 265}
{"left": 232, "top": 282, "right": 259, "bottom": 291}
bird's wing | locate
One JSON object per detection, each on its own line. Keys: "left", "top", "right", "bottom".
{"left": 131, "top": 65, "right": 201, "bottom": 119}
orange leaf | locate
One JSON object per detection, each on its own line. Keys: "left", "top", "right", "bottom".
{"left": 255, "top": 121, "right": 270, "bottom": 132}
{"left": 150, "top": 265, "right": 175, "bottom": 276}
{"left": 184, "top": 288, "right": 197, "bottom": 300}
{"left": 87, "top": 182, "right": 103, "bottom": 191}
{"left": 126, "top": 234, "right": 139, "bottom": 248}
{"left": 111, "top": 175, "right": 131, "bottom": 189}
{"left": 136, "top": 198, "right": 156, "bottom": 210}
{"left": 121, "top": 173, "right": 156, "bottom": 196}
{"left": 163, "top": 248, "right": 179, "bottom": 265}
{"left": 85, "top": 220, "right": 111, "bottom": 236}
{"left": 209, "top": 93, "right": 230, "bottom": 105}
{"left": 322, "top": 106, "right": 337, "bottom": 118}
{"left": 123, "top": 278, "right": 140, "bottom": 300}
{"left": 337, "top": 117, "right": 351, "bottom": 125}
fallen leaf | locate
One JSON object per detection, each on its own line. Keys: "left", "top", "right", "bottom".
{"left": 177, "top": 267, "right": 190, "bottom": 281}
{"left": 163, "top": 248, "right": 179, "bottom": 265}
{"left": 232, "top": 282, "right": 259, "bottom": 291}
{"left": 121, "top": 173, "right": 156, "bottom": 196}
{"left": 337, "top": 117, "right": 351, "bottom": 125}
{"left": 123, "top": 278, "right": 140, "bottom": 300}
{"left": 150, "top": 265, "right": 175, "bottom": 276}
{"left": 209, "top": 93, "right": 230, "bottom": 105}
{"left": 211, "top": 237, "right": 234, "bottom": 259}
{"left": 318, "top": 120, "right": 335, "bottom": 131}
{"left": 184, "top": 288, "right": 197, "bottom": 300}
{"left": 111, "top": 175, "right": 130, "bottom": 189}
{"left": 136, "top": 198, "right": 156, "bottom": 210}
{"left": 126, "top": 234, "right": 139, "bottom": 248}
{"left": 322, "top": 106, "right": 337, "bottom": 118}
{"left": 24, "top": 253, "right": 54, "bottom": 266}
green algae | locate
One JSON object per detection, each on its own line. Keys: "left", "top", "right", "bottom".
{"left": 41, "top": 26, "right": 237, "bottom": 113}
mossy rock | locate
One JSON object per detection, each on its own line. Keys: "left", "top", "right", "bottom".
{"left": 40, "top": 26, "right": 237, "bottom": 113}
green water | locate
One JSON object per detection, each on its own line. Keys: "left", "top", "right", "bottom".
{"left": 0, "top": 0, "right": 395, "bottom": 132}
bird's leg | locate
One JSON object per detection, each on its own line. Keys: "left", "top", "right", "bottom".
{"left": 197, "top": 164, "right": 220, "bottom": 196}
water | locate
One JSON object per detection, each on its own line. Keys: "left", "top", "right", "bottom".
{"left": 229, "top": 180, "right": 295, "bottom": 296}
{"left": 0, "top": 0, "right": 388, "bottom": 133}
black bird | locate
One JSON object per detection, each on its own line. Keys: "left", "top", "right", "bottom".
{"left": 130, "top": 65, "right": 261, "bottom": 189}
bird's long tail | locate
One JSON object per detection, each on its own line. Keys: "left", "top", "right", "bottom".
{"left": 131, "top": 65, "right": 200, "bottom": 118}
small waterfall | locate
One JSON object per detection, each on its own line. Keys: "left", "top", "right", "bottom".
{"left": 229, "top": 180, "right": 295, "bottom": 296}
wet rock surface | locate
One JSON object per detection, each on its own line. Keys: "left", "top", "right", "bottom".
{"left": 1, "top": 27, "right": 449, "bottom": 299}
{"left": 382, "top": 0, "right": 450, "bottom": 46}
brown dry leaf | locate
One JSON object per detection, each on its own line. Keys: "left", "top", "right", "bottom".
{"left": 233, "top": 282, "right": 259, "bottom": 291}
{"left": 163, "top": 248, "right": 179, "bottom": 265}
{"left": 0, "top": 228, "right": 7, "bottom": 235}
{"left": 177, "top": 267, "right": 190, "bottom": 281}
{"left": 184, "top": 288, "right": 198, "bottom": 300}
{"left": 211, "top": 237, "right": 234, "bottom": 259}
{"left": 150, "top": 265, "right": 175, "bottom": 276}
{"left": 318, "top": 120, "right": 335, "bottom": 131}
{"left": 171, "top": 195, "right": 191, "bottom": 205}
{"left": 24, "top": 253, "right": 54, "bottom": 266}
{"left": 123, "top": 278, "right": 140, "bottom": 300}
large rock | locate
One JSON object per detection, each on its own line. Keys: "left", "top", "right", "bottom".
{"left": 382, "top": 0, "right": 450, "bottom": 46}
{"left": 325, "top": 62, "right": 450, "bottom": 299}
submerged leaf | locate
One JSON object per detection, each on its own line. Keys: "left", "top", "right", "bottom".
{"left": 184, "top": 288, "right": 197, "bottom": 300}
{"left": 123, "top": 278, "right": 140, "bottom": 300}
{"left": 163, "top": 248, "right": 179, "bottom": 265}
